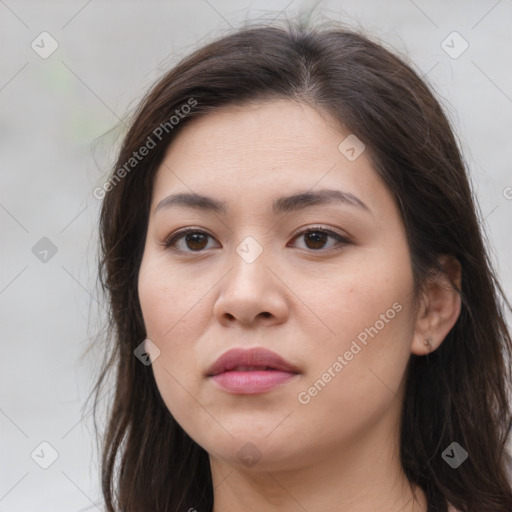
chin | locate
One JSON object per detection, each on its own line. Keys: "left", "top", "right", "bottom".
{"left": 208, "top": 438, "right": 304, "bottom": 472}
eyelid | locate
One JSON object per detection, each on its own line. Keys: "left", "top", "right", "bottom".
{"left": 162, "top": 225, "right": 351, "bottom": 253}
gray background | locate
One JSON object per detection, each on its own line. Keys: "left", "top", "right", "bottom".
{"left": 1, "top": 1, "right": 511, "bottom": 510}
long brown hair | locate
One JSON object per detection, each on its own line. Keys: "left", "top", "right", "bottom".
{"left": 89, "top": 19, "right": 512, "bottom": 512}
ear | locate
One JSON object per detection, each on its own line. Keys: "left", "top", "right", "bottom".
{"left": 411, "top": 254, "right": 462, "bottom": 355}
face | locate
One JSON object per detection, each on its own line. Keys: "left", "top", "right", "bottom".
{"left": 137, "top": 99, "right": 419, "bottom": 471}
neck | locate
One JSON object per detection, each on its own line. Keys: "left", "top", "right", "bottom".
{"left": 211, "top": 456, "right": 426, "bottom": 512}
{"left": 209, "top": 408, "right": 427, "bottom": 512}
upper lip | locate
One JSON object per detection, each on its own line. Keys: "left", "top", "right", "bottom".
{"left": 206, "top": 347, "right": 301, "bottom": 377}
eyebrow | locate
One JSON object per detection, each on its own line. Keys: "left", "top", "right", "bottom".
{"left": 155, "top": 189, "right": 372, "bottom": 216}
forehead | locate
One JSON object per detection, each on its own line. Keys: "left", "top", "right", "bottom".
{"left": 151, "top": 99, "right": 386, "bottom": 214}
{"left": 162, "top": 99, "right": 345, "bottom": 169}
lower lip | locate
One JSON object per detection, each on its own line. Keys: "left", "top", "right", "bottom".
{"left": 210, "top": 370, "right": 298, "bottom": 394}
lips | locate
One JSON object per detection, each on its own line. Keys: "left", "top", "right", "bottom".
{"left": 206, "top": 347, "right": 300, "bottom": 377}
{"left": 206, "top": 347, "right": 301, "bottom": 394}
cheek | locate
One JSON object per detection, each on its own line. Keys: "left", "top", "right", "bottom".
{"left": 138, "top": 254, "right": 209, "bottom": 342}
{"left": 137, "top": 254, "right": 212, "bottom": 422}
{"left": 310, "top": 245, "right": 413, "bottom": 343}
{"left": 299, "top": 252, "right": 416, "bottom": 420}
{"left": 138, "top": 257, "right": 202, "bottom": 382}
{"left": 291, "top": 304, "right": 415, "bottom": 456}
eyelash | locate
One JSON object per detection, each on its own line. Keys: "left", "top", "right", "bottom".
{"left": 162, "top": 226, "right": 350, "bottom": 254}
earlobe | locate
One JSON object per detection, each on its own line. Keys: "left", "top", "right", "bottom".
{"left": 411, "top": 255, "right": 462, "bottom": 356}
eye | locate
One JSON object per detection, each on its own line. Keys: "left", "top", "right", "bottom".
{"left": 289, "top": 227, "right": 350, "bottom": 252}
{"left": 163, "top": 226, "right": 350, "bottom": 254}
{"left": 163, "top": 228, "right": 218, "bottom": 252}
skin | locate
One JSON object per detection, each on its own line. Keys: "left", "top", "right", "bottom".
{"left": 137, "top": 99, "right": 461, "bottom": 512}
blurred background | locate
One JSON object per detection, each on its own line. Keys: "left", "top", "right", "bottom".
{"left": 1, "top": 1, "right": 511, "bottom": 510}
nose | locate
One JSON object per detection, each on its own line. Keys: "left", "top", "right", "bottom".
{"left": 212, "top": 244, "right": 289, "bottom": 327}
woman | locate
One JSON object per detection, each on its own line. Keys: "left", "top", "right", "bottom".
{"left": 90, "top": 20, "right": 512, "bottom": 512}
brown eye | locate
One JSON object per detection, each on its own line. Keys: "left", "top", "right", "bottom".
{"left": 164, "top": 229, "right": 217, "bottom": 252}
{"left": 164, "top": 226, "right": 349, "bottom": 255}
{"left": 290, "top": 228, "right": 349, "bottom": 252}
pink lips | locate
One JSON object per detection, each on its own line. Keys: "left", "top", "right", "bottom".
{"left": 206, "top": 347, "right": 300, "bottom": 394}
